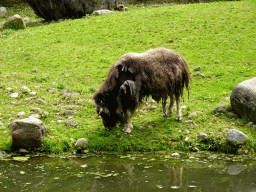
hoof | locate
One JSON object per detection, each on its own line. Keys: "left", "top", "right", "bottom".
{"left": 122, "top": 126, "right": 133, "bottom": 134}
{"left": 175, "top": 116, "right": 182, "bottom": 121}
{"left": 162, "top": 114, "right": 169, "bottom": 118}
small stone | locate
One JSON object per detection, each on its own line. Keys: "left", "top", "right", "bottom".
{"left": 194, "top": 66, "right": 201, "bottom": 71}
{"left": 31, "top": 107, "right": 42, "bottom": 113}
{"left": 23, "top": 17, "right": 30, "bottom": 22}
{"left": 22, "top": 86, "right": 31, "bottom": 93}
{"left": 25, "top": 97, "right": 33, "bottom": 101}
{"left": 91, "top": 9, "right": 113, "bottom": 16}
{"left": 169, "top": 39, "right": 174, "bottom": 43}
{"left": 228, "top": 112, "right": 238, "bottom": 118}
{"left": 19, "top": 148, "right": 29, "bottom": 153}
{"left": 192, "top": 147, "right": 200, "bottom": 153}
{"left": 63, "top": 110, "right": 75, "bottom": 116}
{"left": 223, "top": 128, "right": 229, "bottom": 132}
{"left": 0, "top": 7, "right": 7, "bottom": 17}
{"left": 139, "top": 126, "right": 145, "bottom": 130}
{"left": 245, "top": 122, "right": 253, "bottom": 128}
{"left": 184, "top": 137, "right": 190, "bottom": 141}
{"left": 184, "top": 120, "right": 196, "bottom": 126}
{"left": 16, "top": 111, "right": 26, "bottom": 118}
{"left": 199, "top": 132, "right": 208, "bottom": 140}
{"left": 29, "top": 114, "right": 41, "bottom": 119}
{"left": 57, "top": 120, "right": 63, "bottom": 123}
{"left": 188, "top": 111, "right": 202, "bottom": 118}
{"left": 6, "top": 88, "right": 12, "bottom": 91}
{"left": 226, "top": 129, "right": 249, "bottom": 144}
{"left": 171, "top": 153, "right": 180, "bottom": 158}
{"left": 212, "top": 104, "right": 230, "bottom": 114}
{"left": 75, "top": 138, "right": 88, "bottom": 150}
{"left": 10, "top": 92, "right": 19, "bottom": 98}
{"left": 47, "top": 88, "right": 56, "bottom": 93}
{"left": 29, "top": 91, "right": 37, "bottom": 96}
{"left": 192, "top": 73, "right": 205, "bottom": 78}
{"left": 11, "top": 72, "right": 18, "bottom": 76}
{"left": 37, "top": 99, "right": 46, "bottom": 105}
{"left": 65, "top": 120, "right": 78, "bottom": 127}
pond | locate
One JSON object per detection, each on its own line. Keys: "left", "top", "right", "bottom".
{"left": 1, "top": 152, "right": 256, "bottom": 192}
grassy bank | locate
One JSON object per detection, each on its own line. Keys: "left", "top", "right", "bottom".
{"left": 0, "top": 0, "right": 256, "bottom": 154}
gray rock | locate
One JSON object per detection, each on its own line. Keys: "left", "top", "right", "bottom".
{"left": 199, "top": 132, "right": 208, "bottom": 140}
{"left": 23, "top": 16, "right": 30, "bottom": 22}
{"left": 171, "top": 153, "right": 180, "bottom": 158}
{"left": 65, "top": 120, "right": 78, "bottom": 127}
{"left": 16, "top": 111, "right": 26, "bottom": 118}
{"left": 212, "top": 104, "right": 230, "bottom": 114}
{"left": 194, "top": 66, "right": 201, "bottom": 71}
{"left": 226, "top": 129, "right": 249, "bottom": 144}
{"left": 10, "top": 92, "right": 19, "bottom": 98}
{"left": 47, "top": 88, "right": 56, "bottom": 93}
{"left": 29, "top": 114, "right": 41, "bottom": 119}
{"left": 246, "top": 122, "right": 253, "bottom": 128}
{"left": 91, "top": 9, "right": 113, "bottom": 16}
{"left": 1, "top": 14, "right": 26, "bottom": 31}
{"left": 19, "top": 148, "right": 29, "bottom": 154}
{"left": 31, "top": 107, "right": 42, "bottom": 114}
{"left": 192, "top": 73, "right": 205, "bottom": 78}
{"left": 37, "top": 99, "right": 46, "bottom": 105}
{"left": 227, "top": 112, "right": 238, "bottom": 118}
{"left": 10, "top": 117, "right": 47, "bottom": 150}
{"left": 63, "top": 110, "right": 75, "bottom": 116}
{"left": 230, "top": 77, "right": 256, "bottom": 123}
{"left": 184, "top": 120, "right": 196, "bottom": 126}
{"left": 0, "top": 7, "right": 7, "bottom": 17}
{"left": 29, "top": 91, "right": 37, "bottom": 96}
{"left": 75, "top": 138, "right": 88, "bottom": 150}
{"left": 227, "top": 164, "right": 247, "bottom": 175}
{"left": 21, "top": 86, "right": 31, "bottom": 93}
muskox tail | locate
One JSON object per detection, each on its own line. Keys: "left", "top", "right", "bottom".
{"left": 182, "top": 58, "right": 191, "bottom": 100}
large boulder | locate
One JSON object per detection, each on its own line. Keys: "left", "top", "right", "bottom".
{"left": 26, "top": 0, "right": 117, "bottom": 21}
{"left": 226, "top": 129, "right": 249, "bottom": 144}
{"left": 0, "top": 14, "right": 26, "bottom": 31}
{"left": 230, "top": 77, "right": 256, "bottom": 123}
{"left": 10, "top": 117, "right": 47, "bottom": 151}
{"left": 0, "top": 7, "right": 7, "bottom": 17}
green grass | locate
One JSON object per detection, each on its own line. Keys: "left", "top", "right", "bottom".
{"left": 0, "top": 0, "right": 256, "bottom": 154}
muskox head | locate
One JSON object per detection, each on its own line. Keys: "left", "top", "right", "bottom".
{"left": 94, "top": 92, "right": 121, "bottom": 130}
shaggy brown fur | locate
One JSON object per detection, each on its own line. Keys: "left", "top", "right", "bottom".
{"left": 93, "top": 47, "right": 190, "bottom": 133}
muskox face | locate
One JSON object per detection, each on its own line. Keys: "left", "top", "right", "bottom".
{"left": 94, "top": 94, "right": 121, "bottom": 130}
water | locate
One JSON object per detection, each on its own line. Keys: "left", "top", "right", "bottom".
{"left": 1, "top": 153, "right": 256, "bottom": 192}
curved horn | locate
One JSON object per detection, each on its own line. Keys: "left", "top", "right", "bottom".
{"left": 98, "top": 108, "right": 103, "bottom": 116}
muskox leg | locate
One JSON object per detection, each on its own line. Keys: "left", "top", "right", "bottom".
{"left": 175, "top": 95, "right": 182, "bottom": 121}
{"left": 163, "top": 95, "right": 175, "bottom": 117}
{"left": 122, "top": 109, "right": 134, "bottom": 134}
{"left": 162, "top": 97, "right": 167, "bottom": 117}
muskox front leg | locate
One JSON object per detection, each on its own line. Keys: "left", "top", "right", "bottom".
{"left": 122, "top": 109, "right": 134, "bottom": 134}
{"left": 175, "top": 95, "right": 182, "bottom": 121}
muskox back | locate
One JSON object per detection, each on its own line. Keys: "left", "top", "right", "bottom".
{"left": 93, "top": 47, "right": 190, "bottom": 133}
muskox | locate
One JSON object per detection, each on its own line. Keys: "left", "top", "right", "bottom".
{"left": 93, "top": 47, "right": 190, "bottom": 134}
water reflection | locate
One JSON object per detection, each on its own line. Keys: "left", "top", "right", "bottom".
{"left": 0, "top": 153, "right": 256, "bottom": 191}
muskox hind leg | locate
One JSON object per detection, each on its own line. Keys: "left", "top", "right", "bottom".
{"left": 122, "top": 109, "right": 134, "bottom": 134}
{"left": 175, "top": 95, "right": 182, "bottom": 121}
{"left": 163, "top": 95, "right": 175, "bottom": 117}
